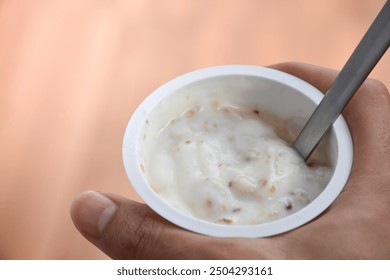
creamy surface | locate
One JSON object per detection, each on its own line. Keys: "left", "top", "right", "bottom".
{"left": 145, "top": 100, "right": 332, "bottom": 225}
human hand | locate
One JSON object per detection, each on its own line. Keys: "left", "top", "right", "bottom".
{"left": 70, "top": 62, "right": 390, "bottom": 259}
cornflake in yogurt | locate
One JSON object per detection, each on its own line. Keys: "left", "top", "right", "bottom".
{"left": 141, "top": 93, "right": 332, "bottom": 226}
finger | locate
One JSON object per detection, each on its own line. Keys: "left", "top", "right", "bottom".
{"left": 70, "top": 190, "right": 231, "bottom": 259}
{"left": 269, "top": 62, "right": 390, "bottom": 172}
{"left": 70, "top": 191, "right": 286, "bottom": 259}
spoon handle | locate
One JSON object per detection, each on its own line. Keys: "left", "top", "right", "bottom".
{"left": 293, "top": 1, "right": 390, "bottom": 160}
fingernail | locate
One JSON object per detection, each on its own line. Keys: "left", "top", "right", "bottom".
{"left": 71, "top": 191, "right": 117, "bottom": 238}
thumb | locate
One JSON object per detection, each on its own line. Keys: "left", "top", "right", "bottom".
{"left": 70, "top": 190, "right": 208, "bottom": 259}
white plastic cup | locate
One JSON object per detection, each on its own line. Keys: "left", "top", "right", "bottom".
{"left": 122, "top": 65, "right": 353, "bottom": 238}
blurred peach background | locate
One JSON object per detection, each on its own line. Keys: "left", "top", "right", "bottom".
{"left": 0, "top": 0, "right": 389, "bottom": 259}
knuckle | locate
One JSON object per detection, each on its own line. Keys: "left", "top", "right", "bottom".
{"left": 132, "top": 209, "right": 161, "bottom": 257}
{"left": 363, "top": 78, "right": 390, "bottom": 106}
{"left": 116, "top": 205, "right": 163, "bottom": 259}
{"left": 347, "top": 78, "right": 390, "bottom": 120}
{"left": 365, "top": 78, "right": 389, "bottom": 94}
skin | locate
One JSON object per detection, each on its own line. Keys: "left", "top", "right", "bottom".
{"left": 70, "top": 62, "right": 390, "bottom": 259}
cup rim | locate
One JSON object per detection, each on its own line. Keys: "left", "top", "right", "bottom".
{"left": 122, "top": 65, "right": 353, "bottom": 237}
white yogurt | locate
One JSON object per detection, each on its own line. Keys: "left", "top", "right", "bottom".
{"left": 142, "top": 95, "right": 332, "bottom": 226}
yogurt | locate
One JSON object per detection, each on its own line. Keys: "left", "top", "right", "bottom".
{"left": 142, "top": 96, "right": 332, "bottom": 225}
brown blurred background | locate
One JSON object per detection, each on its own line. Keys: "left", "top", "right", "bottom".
{"left": 0, "top": 0, "right": 389, "bottom": 259}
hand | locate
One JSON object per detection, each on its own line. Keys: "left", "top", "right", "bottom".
{"left": 70, "top": 62, "right": 390, "bottom": 259}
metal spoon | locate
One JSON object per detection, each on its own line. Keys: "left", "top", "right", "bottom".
{"left": 293, "top": 0, "right": 390, "bottom": 161}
